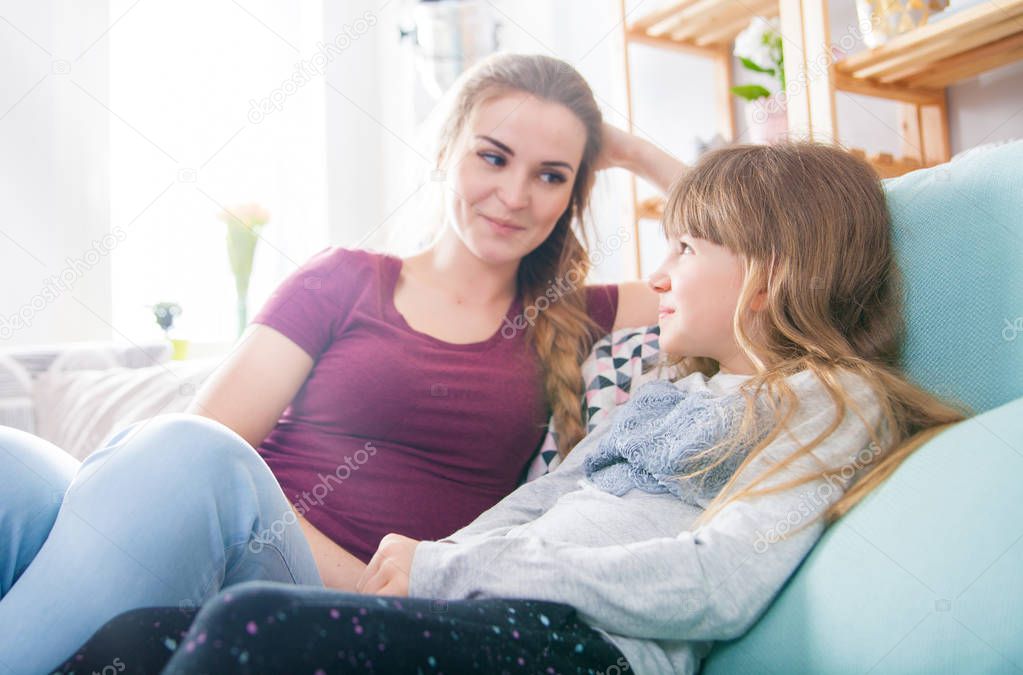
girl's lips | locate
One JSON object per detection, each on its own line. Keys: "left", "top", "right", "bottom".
{"left": 658, "top": 307, "right": 675, "bottom": 317}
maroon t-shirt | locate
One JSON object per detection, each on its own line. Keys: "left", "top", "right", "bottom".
{"left": 252, "top": 247, "right": 619, "bottom": 563}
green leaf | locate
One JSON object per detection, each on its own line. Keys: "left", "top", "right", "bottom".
{"left": 739, "top": 56, "right": 775, "bottom": 75}
{"left": 730, "top": 84, "right": 772, "bottom": 101}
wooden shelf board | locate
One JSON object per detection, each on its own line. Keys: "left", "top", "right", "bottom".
{"left": 835, "top": 0, "right": 1023, "bottom": 91}
{"left": 626, "top": 0, "right": 778, "bottom": 51}
{"left": 637, "top": 196, "right": 666, "bottom": 221}
{"left": 849, "top": 148, "right": 928, "bottom": 178}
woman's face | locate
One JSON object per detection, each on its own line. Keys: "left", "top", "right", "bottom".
{"left": 442, "top": 92, "right": 587, "bottom": 267}
{"left": 649, "top": 234, "right": 760, "bottom": 374}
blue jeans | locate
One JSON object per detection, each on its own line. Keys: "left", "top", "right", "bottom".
{"left": 0, "top": 414, "right": 322, "bottom": 675}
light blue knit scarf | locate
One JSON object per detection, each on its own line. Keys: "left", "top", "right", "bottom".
{"left": 583, "top": 379, "right": 768, "bottom": 506}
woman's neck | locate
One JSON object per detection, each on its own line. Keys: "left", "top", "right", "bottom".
{"left": 408, "top": 229, "right": 519, "bottom": 306}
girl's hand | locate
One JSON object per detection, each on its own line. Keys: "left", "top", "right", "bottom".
{"left": 595, "top": 122, "right": 639, "bottom": 172}
{"left": 355, "top": 533, "right": 420, "bottom": 597}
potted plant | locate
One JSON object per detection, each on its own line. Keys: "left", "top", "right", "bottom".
{"left": 731, "top": 17, "right": 787, "bottom": 144}
{"left": 152, "top": 301, "right": 188, "bottom": 360}
{"left": 217, "top": 203, "right": 270, "bottom": 337}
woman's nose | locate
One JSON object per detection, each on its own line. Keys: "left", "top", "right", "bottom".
{"left": 647, "top": 270, "right": 670, "bottom": 293}
{"left": 498, "top": 173, "right": 530, "bottom": 210}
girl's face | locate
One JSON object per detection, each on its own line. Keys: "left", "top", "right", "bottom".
{"left": 649, "top": 234, "right": 761, "bottom": 375}
{"left": 443, "top": 93, "right": 587, "bottom": 267}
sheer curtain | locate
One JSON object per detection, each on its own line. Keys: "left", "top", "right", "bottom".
{"left": 108, "top": 0, "right": 330, "bottom": 345}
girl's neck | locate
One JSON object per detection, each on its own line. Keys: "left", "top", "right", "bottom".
{"left": 715, "top": 346, "right": 761, "bottom": 376}
{"left": 408, "top": 228, "right": 519, "bottom": 306}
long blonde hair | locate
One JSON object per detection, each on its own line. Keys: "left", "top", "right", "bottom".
{"left": 435, "top": 53, "right": 604, "bottom": 457}
{"left": 661, "top": 142, "right": 968, "bottom": 531}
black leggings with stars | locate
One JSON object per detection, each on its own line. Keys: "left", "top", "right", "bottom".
{"left": 56, "top": 581, "right": 631, "bottom": 675}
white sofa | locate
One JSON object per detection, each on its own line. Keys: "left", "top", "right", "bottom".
{"left": 0, "top": 342, "right": 218, "bottom": 461}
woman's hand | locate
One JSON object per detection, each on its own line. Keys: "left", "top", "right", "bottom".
{"left": 595, "top": 122, "right": 640, "bottom": 172}
{"left": 355, "top": 533, "right": 421, "bottom": 597}
{"left": 595, "top": 122, "right": 689, "bottom": 194}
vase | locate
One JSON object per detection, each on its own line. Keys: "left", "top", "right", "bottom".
{"left": 170, "top": 338, "right": 190, "bottom": 361}
{"left": 226, "top": 223, "right": 258, "bottom": 337}
{"left": 856, "top": 0, "right": 949, "bottom": 48}
{"left": 745, "top": 95, "right": 788, "bottom": 145}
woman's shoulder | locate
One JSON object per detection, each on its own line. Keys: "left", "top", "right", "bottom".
{"left": 295, "top": 246, "right": 399, "bottom": 285}
{"left": 302, "top": 245, "right": 396, "bottom": 269}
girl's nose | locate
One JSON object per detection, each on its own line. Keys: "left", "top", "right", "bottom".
{"left": 648, "top": 270, "right": 670, "bottom": 293}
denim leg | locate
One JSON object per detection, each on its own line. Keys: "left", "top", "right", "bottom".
{"left": 0, "top": 414, "right": 321, "bottom": 675}
{"left": 0, "top": 426, "right": 79, "bottom": 597}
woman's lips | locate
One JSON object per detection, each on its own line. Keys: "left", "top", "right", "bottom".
{"left": 482, "top": 214, "right": 525, "bottom": 235}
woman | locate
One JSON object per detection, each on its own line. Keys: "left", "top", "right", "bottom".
{"left": 0, "top": 53, "right": 682, "bottom": 674}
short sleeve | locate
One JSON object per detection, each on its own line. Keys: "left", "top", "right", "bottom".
{"left": 251, "top": 246, "right": 361, "bottom": 360}
{"left": 584, "top": 284, "right": 619, "bottom": 338}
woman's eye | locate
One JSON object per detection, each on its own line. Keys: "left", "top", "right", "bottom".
{"left": 478, "top": 152, "right": 505, "bottom": 167}
{"left": 540, "top": 172, "right": 567, "bottom": 185}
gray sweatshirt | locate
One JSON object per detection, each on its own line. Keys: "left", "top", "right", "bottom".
{"left": 409, "top": 368, "right": 884, "bottom": 675}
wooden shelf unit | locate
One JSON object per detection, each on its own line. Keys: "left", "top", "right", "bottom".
{"left": 783, "top": 0, "right": 1023, "bottom": 172}
{"left": 835, "top": 0, "right": 1023, "bottom": 90}
{"left": 619, "top": 0, "right": 773, "bottom": 274}
{"left": 618, "top": 0, "right": 1023, "bottom": 274}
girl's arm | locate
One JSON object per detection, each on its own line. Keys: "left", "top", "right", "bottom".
{"left": 597, "top": 125, "right": 689, "bottom": 330}
{"left": 437, "top": 416, "right": 618, "bottom": 543}
{"left": 409, "top": 377, "right": 884, "bottom": 641}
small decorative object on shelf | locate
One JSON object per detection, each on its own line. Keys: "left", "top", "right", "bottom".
{"left": 856, "top": 0, "right": 950, "bottom": 48}
{"left": 731, "top": 17, "right": 788, "bottom": 145}
{"left": 217, "top": 203, "right": 269, "bottom": 337}
{"left": 151, "top": 301, "right": 189, "bottom": 360}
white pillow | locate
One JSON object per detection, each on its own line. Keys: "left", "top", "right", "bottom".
{"left": 525, "top": 325, "right": 664, "bottom": 481}
{"left": 33, "top": 359, "right": 218, "bottom": 461}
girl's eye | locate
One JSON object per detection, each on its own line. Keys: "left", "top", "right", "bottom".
{"left": 479, "top": 151, "right": 505, "bottom": 167}
{"left": 678, "top": 241, "right": 693, "bottom": 255}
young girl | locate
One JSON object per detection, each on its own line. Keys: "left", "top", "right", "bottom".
{"left": 153, "top": 142, "right": 966, "bottom": 675}
{"left": 0, "top": 54, "right": 675, "bottom": 674}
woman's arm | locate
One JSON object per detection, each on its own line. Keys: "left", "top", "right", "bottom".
{"left": 598, "top": 124, "right": 689, "bottom": 330}
{"left": 598, "top": 123, "right": 689, "bottom": 196}
{"left": 186, "top": 323, "right": 367, "bottom": 590}
{"left": 186, "top": 324, "right": 313, "bottom": 447}
{"left": 611, "top": 280, "right": 659, "bottom": 331}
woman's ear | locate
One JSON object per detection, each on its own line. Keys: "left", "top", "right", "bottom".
{"left": 750, "top": 289, "right": 768, "bottom": 311}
